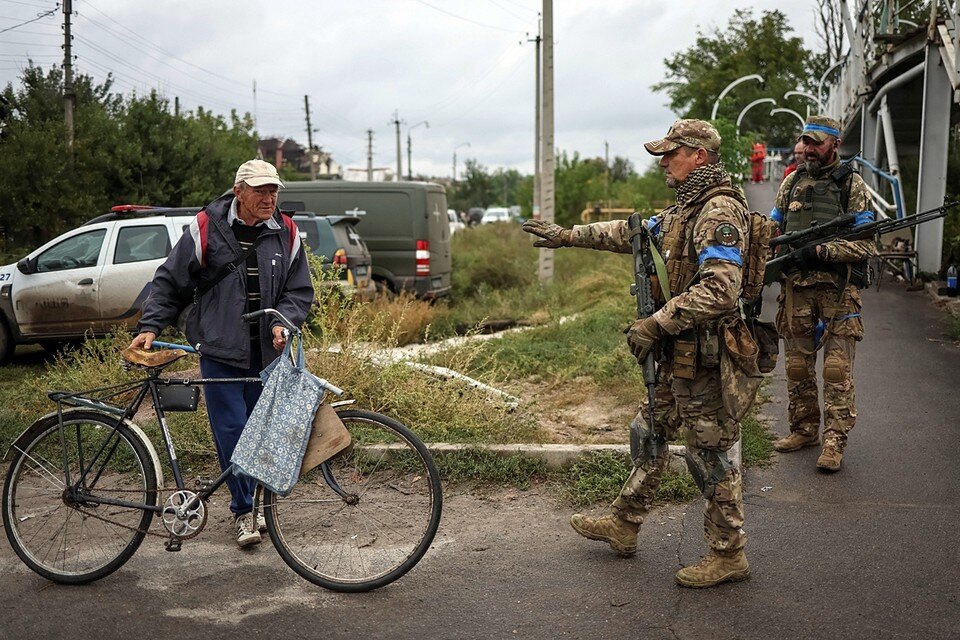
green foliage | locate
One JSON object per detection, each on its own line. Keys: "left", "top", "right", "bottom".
{"left": 654, "top": 9, "right": 821, "bottom": 147}
{"left": 450, "top": 222, "right": 537, "bottom": 296}
{"left": 558, "top": 452, "right": 698, "bottom": 506}
{"left": 0, "top": 63, "right": 257, "bottom": 250}
{"left": 740, "top": 412, "right": 775, "bottom": 467}
{"left": 434, "top": 448, "right": 550, "bottom": 489}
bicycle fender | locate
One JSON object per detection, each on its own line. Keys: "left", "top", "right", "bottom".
{"left": 4, "top": 409, "right": 165, "bottom": 491}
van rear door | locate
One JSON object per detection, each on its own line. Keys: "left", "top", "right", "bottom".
{"left": 425, "top": 191, "right": 451, "bottom": 289}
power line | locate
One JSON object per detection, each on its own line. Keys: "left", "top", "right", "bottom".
{"left": 0, "top": 4, "right": 56, "bottom": 34}
{"left": 484, "top": 0, "right": 531, "bottom": 23}
{"left": 0, "top": 0, "right": 57, "bottom": 9}
{"left": 409, "top": 0, "right": 527, "bottom": 34}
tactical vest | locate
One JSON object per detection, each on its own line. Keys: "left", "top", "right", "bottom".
{"left": 660, "top": 183, "right": 747, "bottom": 299}
{"left": 783, "top": 164, "right": 852, "bottom": 233}
{"left": 782, "top": 163, "right": 869, "bottom": 288}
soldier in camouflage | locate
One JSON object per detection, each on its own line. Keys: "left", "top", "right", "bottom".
{"left": 769, "top": 115, "right": 876, "bottom": 472}
{"left": 523, "top": 119, "right": 753, "bottom": 588}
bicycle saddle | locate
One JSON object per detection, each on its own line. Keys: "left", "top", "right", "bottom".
{"left": 121, "top": 346, "right": 188, "bottom": 368}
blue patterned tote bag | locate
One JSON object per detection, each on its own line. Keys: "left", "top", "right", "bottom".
{"left": 231, "top": 338, "right": 326, "bottom": 496}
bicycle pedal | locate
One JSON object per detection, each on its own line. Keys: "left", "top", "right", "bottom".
{"left": 194, "top": 476, "right": 212, "bottom": 490}
{"left": 164, "top": 537, "right": 183, "bottom": 552}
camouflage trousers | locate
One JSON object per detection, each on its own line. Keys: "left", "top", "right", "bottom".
{"left": 777, "top": 282, "right": 864, "bottom": 449}
{"left": 612, "top": 364, "right": 746, "bottom": 556}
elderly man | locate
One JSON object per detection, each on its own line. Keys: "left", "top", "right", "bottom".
{"left": 769, "top": 116, "right": 875, "bottom": 472}
{"left": 130, "top": 159, "right": 314, "bottom": 547}
{"left": 523, "top": 120, "right": 753, "bottom": 588}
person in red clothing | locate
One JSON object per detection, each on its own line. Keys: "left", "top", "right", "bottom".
{"left": 750, "top": 141, "right": 766, "bottom": 183}
{"left": 783, "top": 141, "right": 805, "bottom": 179}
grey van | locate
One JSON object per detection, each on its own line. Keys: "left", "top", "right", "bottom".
{"left": 279, "top": 181, "right": 452, "bottom": 298}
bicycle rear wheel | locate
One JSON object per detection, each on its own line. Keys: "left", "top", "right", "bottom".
{"left": 2, "top": 410, "right": 157, "bottom": 584}
{"left": 264, "top": 409, "right": 442, "bottom": 592}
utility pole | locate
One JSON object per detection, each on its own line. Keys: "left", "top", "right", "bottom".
{"left": 390, "top": 110, "right": 403, "bottom": 182}
{"left": 406, "top": 120, "right": 429, "bottom": 180}
{"left": 62, "top": 0, "right": 74, "bottom": 151}
{"left": 366, "top": 129, "right": 374, "bottom": 181}
{"left": 604, "top": 140, "right": 610, "bottom": 210}
{"left": 252, "top": 80, "right": 258, "bottom": 130}
{"left": 527, "top": 17, "right": 542, "bottom": 219}
{"left": 174, "top": 96, "right": 180, "bottom": 117}
{"left": 538, "top": 0, "right": 555, "bottom": 282}
{"left": 304, "top": 95, "right": 316, "bottom": 180}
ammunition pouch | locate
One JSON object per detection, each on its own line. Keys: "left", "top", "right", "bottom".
{"left": 672, "top": 328, "right": 698, "bottom": 380}
{"left": 746, "top": 317, "right": 780, "bottom": 374}
{"left": 683, "top": 448, "right": 733, "bottom": 500}
{"left": 699, "top": 326, "right": 720, "bottom": 368}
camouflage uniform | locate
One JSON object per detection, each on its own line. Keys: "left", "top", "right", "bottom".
{"left": 565, "top": 123, "right": 750, "bottom": 557}
{"left": 771, "top": 116, "right": 875, "bottom": 462}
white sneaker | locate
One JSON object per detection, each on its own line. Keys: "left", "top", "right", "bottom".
{"left": 256, "top": 512, "right": 267, "bottom": 533}
{"left": 235, "top": 513, "right": 262, "bottom": 548}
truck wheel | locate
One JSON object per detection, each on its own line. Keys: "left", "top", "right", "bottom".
{"left": 374, "top": 279, "right": 396, "bottom": 300}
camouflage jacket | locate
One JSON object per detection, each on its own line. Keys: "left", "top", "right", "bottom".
{"left": 567, "top": 177, "right": 748, "bottom": 336}
{"left": 772, "top": 159, "right": 877, "bottom": 287}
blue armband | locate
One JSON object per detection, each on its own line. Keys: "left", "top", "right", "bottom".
{"left": 698, "top": 245, "right": 742, "bottom": 266}
{"left": 770, "top": 207, "right": 784, "bottom": 224}
{"left": 853, "top": 210, "right": 875, "bottom": 227}
{"left": 645, "top": 215, "right": 661, "bottom": 233}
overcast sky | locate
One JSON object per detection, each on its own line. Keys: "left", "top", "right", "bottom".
{"left": 0, "top": 1, "right": 823, "bottom": 177}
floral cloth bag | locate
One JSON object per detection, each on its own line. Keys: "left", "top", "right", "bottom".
{"left": 231, "top": 337, "right": 326, "bottom": 496}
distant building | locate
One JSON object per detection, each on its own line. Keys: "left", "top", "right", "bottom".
{"left": 343, "top": 167, "right": 395, "bottom": 182}
{"left": 258, "top": 137, "right": 341, "bottom": 177}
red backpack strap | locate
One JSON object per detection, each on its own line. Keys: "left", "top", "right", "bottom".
{"left": 280, "top": 213, "right": 302, "bottom": 263}
{"left": 187, "top": 210, "right": 210, "bottom": 267}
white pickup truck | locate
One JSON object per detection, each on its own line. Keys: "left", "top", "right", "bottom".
{"left": 0, "top": 206, "right": 197, "bottom": 361}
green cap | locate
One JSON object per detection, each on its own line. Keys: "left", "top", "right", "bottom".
{"left": 644, "top": 119, "right": 722, "bottom": 156}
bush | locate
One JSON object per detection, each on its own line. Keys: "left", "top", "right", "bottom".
{"left": 450, "top": 224, "right": 537, "bottom": 296}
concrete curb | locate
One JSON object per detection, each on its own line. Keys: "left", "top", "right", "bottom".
{"left": 410, "top": 439, "right": 743, "bottom": 474}
{"left": 925, "top": 281, "right": 960, "bottom": 317}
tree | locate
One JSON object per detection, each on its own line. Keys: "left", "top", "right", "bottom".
{"left": 653, "top": 9, "right": 822, "bottom": 147}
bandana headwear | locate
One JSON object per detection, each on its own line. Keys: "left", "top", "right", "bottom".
{"left": 675, "top": 161, "right": 729, "bottom": 205}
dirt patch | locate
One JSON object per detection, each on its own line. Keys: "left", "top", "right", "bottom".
{"left": 511, "top": 376, "right": 636, "bottom": 444}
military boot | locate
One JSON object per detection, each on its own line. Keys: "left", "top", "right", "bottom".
{"left": 773, "top": 431, "right": 819, "bottom": 453}
{"left": 816, "top": 440, "right": 843, "bottom": 472}
{"left": 569, "top": 513, "right": 638, "bottom": 557}
{"left": 675, "top": 551, "right": 750, "bottom": 588}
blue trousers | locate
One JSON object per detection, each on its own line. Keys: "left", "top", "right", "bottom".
{"left": 200, "top": 349, "right": 264, "bottom": 516}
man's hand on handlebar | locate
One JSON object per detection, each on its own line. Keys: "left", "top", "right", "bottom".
{"left": 272, "top": 325, "right": 287, "bottom": 352}
{"left": 129, "top": 332, "right": 156, "bottom": 350}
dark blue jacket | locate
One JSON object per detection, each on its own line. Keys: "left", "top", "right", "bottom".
{"left": 138, "top": 194, "right": 315, "bottom": 369}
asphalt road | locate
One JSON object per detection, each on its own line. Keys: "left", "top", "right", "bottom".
{"left": 2, "top": 183, "right": 959, "bottom": 639}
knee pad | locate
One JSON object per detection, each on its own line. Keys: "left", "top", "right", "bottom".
{"left": 823, "top": 352, "right": 848, "bottom": 384}
{"left": 786, "top": 355, "right": 810, "bottom": 382}
{"left": 683, "top": 449, "right": 732, "bottom": 500}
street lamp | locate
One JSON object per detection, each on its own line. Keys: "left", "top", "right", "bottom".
{"left": 736, "top": 98, "right": 776, "bottom": 136}
{"left": 452, "top": 142, "right": 470, "bottom": 183}
{"left": 784, "top": 90, "right": 823, "bottom": 117}
{"left": 817, "top": 56, "right": 846, "bottom": 113}
{"left": 406, "top": 120, "right": 429, "bottom": 180}
{"left": 770, "top": 107, "right": 806, "bottom": 129}
{"left": 711, "top": 74, "right": 764, "bottom": 121}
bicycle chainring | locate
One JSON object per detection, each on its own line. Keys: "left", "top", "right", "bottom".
{"left": 161, "top": 490, "right": 207, "bottom": 538}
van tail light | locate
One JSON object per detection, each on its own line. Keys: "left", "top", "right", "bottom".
{"left": 415, "top": 240, "right": 430, "bottom": 275}
{"left": 333, "top": 248, "right": 347, "bottom": 267}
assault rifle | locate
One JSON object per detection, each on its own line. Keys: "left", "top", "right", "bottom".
{"left": 627, "top": 213, "right": 665, "bottom": 465}
{"left": 764, "top": 200, "right": 960, "bottom": 284}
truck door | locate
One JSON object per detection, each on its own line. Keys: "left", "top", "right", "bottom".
{"left": 12, "top": 226, "right": 111, "bottom": 337}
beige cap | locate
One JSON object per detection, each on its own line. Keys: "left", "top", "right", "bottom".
{"left": 644, "top": 119, "right": 722, "bottom": 156}
{"left": 234, "top": 159, "right": 284, "bottom": 188}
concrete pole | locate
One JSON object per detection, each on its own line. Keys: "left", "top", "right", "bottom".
{"left": 915, "top": 43, "right": 951, "bottom": 273}
{"left": 304, "top": 95, "right": 316, "bottom": 180}
{"left": 63, "top": 0, "right": 74, "bottom": 151}
{"left": 529, "top": 21, "right": 541, "bottom": 219}
{"left": 391, "top": 110, "right": 403, "bottom": 182}
{"left": 538, "top": 0, "right": 555, "bottom": 282}
{"left": 366, "top": 129, "right": 374, "bottom": 181}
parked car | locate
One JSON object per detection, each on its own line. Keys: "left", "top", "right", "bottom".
{"left": 447, "top": 209, "right": 466, "bottom": 235}
{"left": 292, "top": 212, "right": 375, "bottom": 298}
{"left": 0, "top": 205, "right": 200, "bottom": 361}
{"left": 481, "top": 207, "right": 513, "bottom": 224}
{"left": 279, "top": 181, "right": 452, "bottom": 298}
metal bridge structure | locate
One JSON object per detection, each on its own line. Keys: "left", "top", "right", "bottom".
{"left": 823, "top": 1, "right": 959, "bottom": 272}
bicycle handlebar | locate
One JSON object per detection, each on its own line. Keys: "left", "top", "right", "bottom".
{"left": 241, "top": 308, "right": 299, "bottom": 333}
{"left": 316, "top": 378, "right": 344, "bottom": 396}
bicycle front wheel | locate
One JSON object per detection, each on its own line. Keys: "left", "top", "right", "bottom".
{"left": 265, "top": 409, "right": 442, "bottom": 592}
{"left": 2, "top": 410, "right": 157, "bottom": 584}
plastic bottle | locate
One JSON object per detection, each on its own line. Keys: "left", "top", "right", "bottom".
{"left": 948, "top": 264, "right": 958, "bottom": 294}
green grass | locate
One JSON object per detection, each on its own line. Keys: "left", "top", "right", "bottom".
{"left": 945, "top": 312, "right": 960, "bottom": 341}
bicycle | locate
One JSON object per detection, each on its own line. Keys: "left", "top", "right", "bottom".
{"left": 1, "top": 308, "right": 442, "bottom": 592}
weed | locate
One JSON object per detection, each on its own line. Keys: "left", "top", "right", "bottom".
{"left": 741, "top": 411, "right": 776, "bottom": 467}
{"left": 556, "top": 451, "right": 698, "bottom": 507}
{"left": 433, "top": 448, "right": 550, "bottom": 489}
{"left": 945, "top": 312, "right": 960, "bottom": 341}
